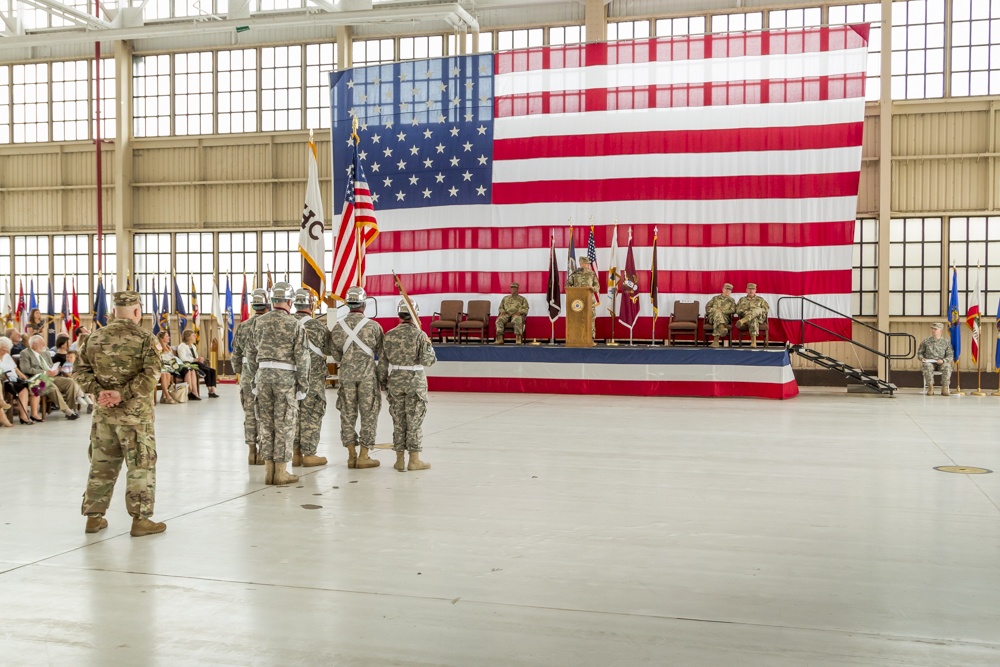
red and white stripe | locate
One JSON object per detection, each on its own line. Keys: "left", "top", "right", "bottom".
{"left": 367, "top": 26, "right": 869, "bottom": 342}
{"left": 330, "top": 170, "right": 379, "bottom": 301}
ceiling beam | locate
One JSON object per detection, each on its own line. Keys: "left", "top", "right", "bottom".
{"left": 18, "top": 0, "right": 112, "bottom": 29}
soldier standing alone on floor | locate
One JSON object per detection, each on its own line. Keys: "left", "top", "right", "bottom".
{"left": 77, "top": 290, "right": 166, "bottom": 537}
{"left": 232, "top": 288, "right": 270, "bottom": 466}
{"left": 247, "top": 282, "right": 310, "bottom": 485}
{"left": 379, "top": 299, "right": 436, "bottom": 472}
{"left": 704, "top": 282, "right": 737, "bottom": 347}
{"left": 493, "top": 282, "right": 530, "bottom": 345}
{"left": 918, "top": 322, "right": 953, "bottom": 396}
{"left": 329, "top": 286, "right": 385, "bottom": 469}
{"left": 291, "top": 289, "right": 329, "bottom": 468}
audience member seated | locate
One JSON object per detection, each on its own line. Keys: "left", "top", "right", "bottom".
{"left": 61, "top": 350, "right": 94, "bottom": 413}
{"left": 177, "top": 329, "right": 219, "bottom": 398}
{"left": 0, "top": 336, "right": 41, "bottom": 425}
{"left": 5, "top": 329, "right": 25, "bottom": 356}
{"left": 25, "top": 309, "right": 44, "bottom": 338}
{"left": 70, "top": 327, "right": 91, "bottom": 353}
{"left": 156, "top": 331, "right": 200, "bottom": 401}
{"left": 51, "top": 333, "right": 71, "bottom": 365}
{"left": 19, "top": 335, "right": 81, "bottom": 420}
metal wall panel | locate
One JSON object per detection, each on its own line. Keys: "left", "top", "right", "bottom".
{"left": 134, "top": 146, "right": 199, "bottom": 184}
{"left": 133, "top": 186, "right": 198, "bottom": 228}
{"left": 892, "top": 158, "right": 989, "bottom": 213}
{"left": 203, "top": 144, "right": 271, "bottom": 182}
{"left": 893, "top": 110, "right": 988, "bottom": 157}
{"left": 204, "top": 185, "right": 271, "bottom": 227}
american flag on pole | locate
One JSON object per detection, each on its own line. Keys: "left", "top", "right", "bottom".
{"left": 330, "top": 26, "right": 868, "bottom": 341}
{"left": 330, "top": 129, "right": 379, "bottom": 301}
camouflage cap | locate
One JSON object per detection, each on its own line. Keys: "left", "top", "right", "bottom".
{"left": 931, "top": 322, "right": 944, "bottom": 330}
{"left": 723, "top": 283, "right": 733, "bottom": 290}
{"left": 113, "top": 290, "right": 141, "bottom": 307}
{"left": 746, "top": 283, "right": 757, "bottom": 290}
{"left": 578, "top": 257, "right": 592, "bottom": 265}
{"left": 510, "top": 282, "right": 520, "bottom": 289}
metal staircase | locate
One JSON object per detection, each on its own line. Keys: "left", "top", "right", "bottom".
{"left": 777, "top": 297, "right": 916, "bottom": 396}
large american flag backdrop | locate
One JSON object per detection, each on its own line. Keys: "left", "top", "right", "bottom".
{"left": 330, "top": 25, "right": 869, "bottom": 342}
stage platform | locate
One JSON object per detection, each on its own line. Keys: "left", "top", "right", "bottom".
{"left": 426, "top": 345, "right": 798, "bottom": 400}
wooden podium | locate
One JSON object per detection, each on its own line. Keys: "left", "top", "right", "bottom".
{"left": 565, "top": 287, "right": 595, "bottom": 348}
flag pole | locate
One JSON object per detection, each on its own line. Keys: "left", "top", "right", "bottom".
{"left": 351, "top": 118, "right": 363, "bottom": 289}
{"left": 972, "top": 263, "right": 986, "bottom": 396}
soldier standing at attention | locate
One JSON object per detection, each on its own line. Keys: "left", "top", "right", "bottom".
{"left": 329, "top": 286, "right": 385, "bottom": 469}
{"left": 248, "top": 282, "right": 310, "bottom": 485}
{"left": 704, "top": 282, "right": 737, "bottom": 347}
{"left": 493, "top": 282, "right": 530, "bottom": 345}
{"left": 565, "top": 257, "right": 600, "bottom": 339}
{"left": 379, "top": 299, "right": 436, "bottom": 472}
{"left": 735, "top": 282, "right": 771, "bottom": 348}
{"left": 918, "top": 323, "right": 953, "bottom": 396}
{"left": 291, "top": 289, "right": 329, "bottom": 468}
{"left": 77, "top": 290, "right": 165, "bottom": 537}
{"left": 232, "top": 288, "right": 270, "bottom": 466}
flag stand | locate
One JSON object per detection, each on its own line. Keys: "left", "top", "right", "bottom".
{"left": 649, "top": 316, "right": 657, "bottom": 346}
{"left": 992, "top": 367, "right": 1000, "bottom": 396}
{"left": 972, "top": 361, "right": 987, "bottom": 396}
{"left": 628, "top": 328, "right": 634, "bottom": 347}
{"left": 548, "top": 320, "right": 555, "bottom": 346}
{"left": 954, "top": 368, "right": 966, "bottom": 396}
{"left": 606, "top": 292, "right": 619, "bottom": 346}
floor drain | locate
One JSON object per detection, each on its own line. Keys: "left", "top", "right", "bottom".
{"left": 934, "top": 466, "right": 993, "bottom": 474}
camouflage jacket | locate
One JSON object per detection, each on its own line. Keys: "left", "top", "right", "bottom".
{"left": 249, "top": 308, "right": 310, "bottom": 395}
{"left": 329, "top": 311, "right": 384, "bottom": 382}
{"left": 378, "top": 322, "right": 436, "bottom": 391}
{"left": 75, "top": 319, "right": 160, "bottom": 425}
{"left": 231, "top": 315, "right": 261, "bottom": 377}
{"left": 705, "top": 294, "right": 736, "bottom": 320}
{"left": 498, "top": 294, "right": 529, "bottom": 316}
{"left": 294, "top": 312, "right": 331, "bottom": 384}
{"left": 918, "top": 336, "right": 953, "bottom": 362}
{"left": 736, "top": 295, "right": 770, "bottom": 318}
{"left": 566, "top": 268, "right": 600, "bottom": 295}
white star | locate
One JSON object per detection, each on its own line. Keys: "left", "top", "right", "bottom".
{"left": 371, "top": 192, "right": 380, "bottom": 203}
{"left": 423, "top": 158, "right": 433, "bottom": 168}
{"left": 396, "top": 131, "right": 407, "bottom": 142}
{"left": 383, "top": 147, "right": 393, "bottom": 158}
{"left": 477, "top": 154, "right": 488, "bottom": 166}
{"left": 411, "top": 117, "right": 420, "bottom": 126}
{"left": 425, "top": 69, "right": 433, "bottom": 79}
{"left": 437, "top": 114, "right": 446, "bottom": 123}
{"left": 465, "top": 81, "right": 474, "bottom": 91}
{"left": 464, "top": 112, "right": 474, "bottom": 122}
{"left": 448, "top": 186, "right": 459, "bottom": 197}
{"left": 373, "top": 105, "right": 382, "bottom": 114}
{"left": 385, "top": 119, "right": 394, "bottom": 129}
{"left": 349, "top": 106, "right": 358, "bottom": 116}
{"left": 358, "top": 150, "right": 367, "bottom": 161}
{"left": 400, "top": 101, "right": 409, "bottom": 111}
{"left": 383, "top": 177, "right": 393, "bottom": 187}
{"left": 449, "top": 156, "right": 460, "bottom": 167}
{"left": 476, "top": 185, "right": 487, "bottom": 196}
{"left": 399, "top": 72, "right": 408, "bottom": 81}
{"left": 345, "top": 166, "right": 353, "bottom": 176}
{"left": 435, "top": 143, "right": 445, "bottom": 154}
{"left": 360, "top": 122, "right": 368, "bottom": 131}
{"left": 411, "top": 86, "right": 420, "bottom": 96}
{"left": 450, "top": 127, "right": 460, "bottom": 137}
{"left": 385, "top": 91, "right": 393, "bottom": 101}
{"left": 346, "top": 79, "right": 354, "bottom": 89}
{"left": 451, "top": 96, "right": 461, "bottom": 107}
{"left": 425, "top": 99, "right": 435, "bottom": 109}
{"left": 359, "top": 93, "right": 368, "bottom": 102}
{"left": 479, "top": 95, "right": 488, "bottom": 103}
{"left": 451, "top": 67, "right": 460, "bottom": 76}
{"left": 462, "top": 170, "right": 472, "bottom": 181}
{"left": 409, "top": 145, "right": 420, "bottom": 155}
{"left": 462, "top": 141, "right": 473, "bottom": 152}
{"left": 477, "top": 125, "right": 487, "bottom": 135}
{"left": 435, "top": 172, "right": 445, "bottom": 183}
{"left": 422, "top": 188, "right": 432, "bottom": 198}
{"left": 409, "top": 175, "right": 419, "bottom": 185}
{"left": 370, "top": 162, "right": 380, "bottom": 173}
{"left": 396, "top": 191, "right": 406, "bottom": 201}
{"left": 371, "top": 133, "right": 381, "bottom": 144}
{"left": 423, "top": 129, "right": 433, "bottom": 139}
{"left": 480, "top": 64, "right": 488, "bottom": 74}
{"left": 397, "top": 159, "right": 407, "bottom": 170}
{"left": 373, "top": 77, "right": 381, "bottom": 85}
{"left": 438, "top": 82, "right": 447, "bottom": 92}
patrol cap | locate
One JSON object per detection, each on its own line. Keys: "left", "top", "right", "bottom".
{"left": 293, "top": 288, "right": 312, "bottom": 309}
{"left": 250, "top": 288, "right": 269, "bottom": 308}
{"left": 271, "top": 281, "right": 294, "bottom": 302}
{"left": 723, "top": 283, "right": 733, "bottom": 290}
{"left": 746, "top": 283, "right": 757, "bottom": 290}
{"left": 397, "top": 298, "right": 419, "bottom": 317}
{"left": 579, "top": 257, "right": 592, "bottom": 266}
{"left": 510, "top": 282, "right": 519, "bottom": 288}
{"left": 113, "top": 290, "right": 141, "bottom": 307}
{"left": 931, "top": 322, "right": 944, "bottom": 330}
{"left": 346, "top": 286, "right": 367, "bottom": 306}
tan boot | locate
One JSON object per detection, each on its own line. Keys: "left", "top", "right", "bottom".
{"left": 347, "top": 444, "right": 358, "bottom": 469}
{"left": 942, "top": 387, "right": 951, "bottom": 396}
{"left": 301, "top": 453, "right": 327, "bottom": 467}
{"left": 394, "top": 451, "right": 406, "bottom": 472}
{"left": 407, "top": 451, "right": 431, "bottom": 471}
{"left": 270, "top": 461, "right": 299, "bottom": 485}
{"left": 248, "top": 446, "right": 263, "bottom": 465}
{"left": 85, "top": 515, "right": 108, "bottom": 534}
{"left": 265, "top": 460, "right": 275, "bottom": 484}
{"left": 254, "top": 449, "right": 266, "bottom": 465}
{"left": 926, "top": 386, "right": 934, "bottom": 396}
{"left": 710, "top": 335, "right": 720, "bottom": 348}
{"left": 516, "top": 335, "right": 523, "bottom": 345}
{"left": 130, "top": 517, "right": 167, "bottom": 537}
{"left": 750, "top": 335, "right": 758, "bottom": 348}
{"left": 492, "top": 338, "right": 503, "bottom": 345}
{"left": 356, "top": 446, "right": 380, "bottom": 469}
{"left": 292, "top": 448, "right": 303, "bottom": 467}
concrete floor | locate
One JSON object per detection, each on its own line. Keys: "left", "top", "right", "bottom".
{"left": 1, "top": 388, "right": 999, "bottom": 666}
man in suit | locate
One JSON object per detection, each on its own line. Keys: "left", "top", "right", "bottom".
{"left": 20, "top": 335, "right": 81, "bottom": 420}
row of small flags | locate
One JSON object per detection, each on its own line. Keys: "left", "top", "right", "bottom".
{"left": 948, "top": 266, "right": 1000, "bottom": 371}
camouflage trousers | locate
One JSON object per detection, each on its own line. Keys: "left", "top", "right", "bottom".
{"left": 922, "top": 360, "right": 952, "bottom": 389}
{"left": 81, "top": 421, "right": 157, "bottom": 519}
{"left": 336, "top": 378, "right": 381, "bottom": 448}
{"left": 705, "top": 311, "right": 733, "bottom": 337}
{"left": 737, "top": 311, "right": 768, "bottom": 336}
{"left": 240, "top": 378, "right": 258, "bottom": 450}
{"left": 254, "top": 368, "right": 299, "bottom": 463}
{"left": 495, "top": 312, "right": 525, "bottom": 340}
{"left": 387, "top": 384, "right": 427, "bottom": 452}
{"left": 294, "top": 385, "right": 327, "bottom": 456}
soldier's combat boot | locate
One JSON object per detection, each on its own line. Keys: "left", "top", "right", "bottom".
{"left": 356, "top": 446, "right": 380, "bottom": 469}
{"left": 248, "top": 445, "right": 263, "bottom": 465}
{"left": 394, "top": 451, "right": 406, "bottom": 472}
{"left": 130, "top": 517, "right": 167, "bottom": 537}
{"left": 347, "top": 444, "right": 358, "bottom": 469}
{"left": 492, "top": 337, "right": 503, "bottom": 345}
{"left": 265, "top": 460, "right": 275, "bottom": 484}
{"left": 516, "top": 335, "right": 523, "bottom": 345}
{"left": 942, "top": 387, "right": 951, "bottom": 396}
{"left": 926, "top": 386, "right": 934, "bottom": 396}
{"left": 301, "top": 453, "right": 328, "bottom": 467}
{"left": 750, "top": 335, "right": 758, "bottom": 348}
{"left": 85, "top": 515, "right": 108, "bottom": 534}
{"left": 270, "top": 462, "right": 299, "bottom": 485}
{"left": 292, "top": 448, "right": 303, "bottom": 467}
{"left": 253, "top": 448, "right": 265, "bottom": 465}
{"left": 407, "top": 451, "right": 431, "bottom": 471}
{"left": 711, "top": 335, "right": 720, "bottom": 348}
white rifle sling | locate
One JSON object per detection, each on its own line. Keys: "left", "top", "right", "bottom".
{"left": 338, "top": 318, "right": 375, "bottom": 358}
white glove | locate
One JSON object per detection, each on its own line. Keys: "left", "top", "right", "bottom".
{"left": 295, "top": 391, "right": 306, "bottom": 401}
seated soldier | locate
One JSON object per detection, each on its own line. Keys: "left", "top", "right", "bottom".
{"left": 735, "top": 282, "right": 770, "bottom": 348}
{"left": 704, "top": 282, "right": 736, "bottom": 347}
{"left": 918, "top": 323, "right": 953, "bottom": 396}
{"left": 493, "top": 282, "right": 530, "bottom": 345}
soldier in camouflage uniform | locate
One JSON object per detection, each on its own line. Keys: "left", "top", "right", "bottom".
{"left": 493, "top": 282, "right": 530, "bottom": 344}
{"left": 77, "top": 290, "right": 166, "bottom": 537}
{"left": 291, "top": 289, "right": 329, "bottom": 468}
{"left": 565, "top": 257, "right": 600, "bottom": 339}
{"left": 735, "top": 282, "right": 770, "bottom": 348}
{"left": 918, "top": 322, "right": 954, "bottom": 396}
{"left": 704, "top": 282, "right": 737, "bottom": 347}
{"left": 247, "top": 282, "right": 310, "bottom": 485}
{"left": 329, "top": 286, "right": 385, "bottom": 469}
{"left": 378, "top": 299, "right": 436, "bottom": 472}
{"left": 232, "top": 288, "right": 270, "bottom": 466}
